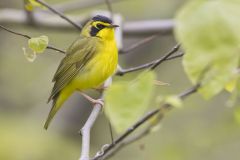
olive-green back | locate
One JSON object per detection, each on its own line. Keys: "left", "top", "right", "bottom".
{"left": 48, "top": 36, "right": 99, "bottom": 102}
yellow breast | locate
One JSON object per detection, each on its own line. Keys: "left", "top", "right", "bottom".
{"left": 71, "top": 38, "right": 118, "bottom": 90}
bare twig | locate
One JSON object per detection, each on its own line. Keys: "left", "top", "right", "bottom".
{"left": 165, "top": 52, "right": 184, "bottom": 60}
{"left": 0, "top": 24, "right": 65, "bottom": 54}
{"left": 116, "top": 45, "right": 182, "bottom": 76}
{"left": 92, "top": 84, "right": 199, "bottom": 160}
{"left": 150, "top": 44, "right": 180, "bottom": 69}
{"left": 80, "top": 78, "right": 112, "bottom": 160}
{"left": 35, "top": 0, "right": 82, "bottom": 30}
{"left": 80, "top": 103, "right": 103, "bottom": 160}
{"left": 108, "top": 121, "right": 114, "bottom": 144}
{"left": 178, "top": 84, "right": 200, "bottom": 99}
{"left": 119, "top": 35, "right": 158, "bottom": 54}
{"left": 80, "top": 104, "right": 102, "bottom": 160}
{"left": 46, "top": 45, "right": 65, "bottom": 54}
{"left": 0, "top": 24, "right": 30, "bottom": 39}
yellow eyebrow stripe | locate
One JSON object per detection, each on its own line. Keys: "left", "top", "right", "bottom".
{"left": 92, "top": 21, "right": 110, "bottom": 28}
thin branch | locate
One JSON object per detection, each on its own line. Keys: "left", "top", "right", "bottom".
{"left": 165, "top": 52, "right": 184, "bottom": 60}
{"left": 35, "top": 0, "right": 82, "bottom": 31}
{"left": 0, "top": 24, "right": 30, "bottom": 38}
{"left": 92, "top": 84, "right": 200, "bottom": 160}
{"left": 119, "top": 35, "right": 158, "bottom": 54}
{"left": 150, "top": 44, "right": 180, "bottom": 70}
{"left": 108, "top": 120, "right": 114, "bottom": 144}
{"left": 46, "top": 45, "right": 65, "bottom": 54}
{"left": 116, "top": 45, "right": 182, "bottom": 76}
{"left": 0, "top": 24, "right": 65, "bottom": 54}
{"left": 178, "top": 84, "right": 200, "bottom": 99}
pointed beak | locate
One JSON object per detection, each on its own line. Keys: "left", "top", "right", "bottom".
{"left": 108, "top": 24, "right": 119, "bottom": 28}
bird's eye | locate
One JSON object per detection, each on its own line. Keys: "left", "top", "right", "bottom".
{"left": 96, "top": 24, "right": 105, "bottom": 30}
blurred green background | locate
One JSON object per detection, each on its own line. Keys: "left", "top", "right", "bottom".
{"left": 0, "top": 0, "right": 239, "bottom": 160}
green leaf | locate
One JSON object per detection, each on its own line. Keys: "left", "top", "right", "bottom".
{"left": 175, "top": 0, "right": 240, "bottom": 99}
{"left": 105, "top": 71, "right": 156, "bottom": 134}
{"left": 24, "top": 0, "right": 45, "bottom": 11}
{"left": 165, "top": 96, "right": 183, "bottom": 108}
{"left": 28, "top": 35, "right": 49, "bottom": 54}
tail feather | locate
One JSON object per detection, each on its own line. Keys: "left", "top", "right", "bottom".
{"left": 44, "top": 101, "right": 59, "bottom": 130}
{"left": 44, "top": 88, "right": 73, "bottom": 130}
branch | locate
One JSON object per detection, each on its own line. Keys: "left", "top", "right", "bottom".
{"left": 35, "top": 0, "right": 82, "bottom": 31}
{"left": 0, "top": 9, "right": 174, "bottom": 36}
{"left": 46, "top": 45, "right": 65, "bottom": 54}
{"left": 119, "top": 35, "right": 158, "bottom": 54}
{"left": 150, "top": 43, "right": 180, "bottom": 70}
{"left": 0, "top": 24, "right": 65, "bottom": 54}
{"left": 116, "top": 44, "right": 182, "bottom": 76}
{"left": 80, "top": 78, "right": 112, "bottom": 160}
{"left": 80, "top": 101, "right": 103, "bottom": 160}
{"left": 92, "top": 84, "right": 200, "bottom": 160}
{"left": 0, "top": 24, "right": 30, "bottom": 39}
{"left": 164, "top": 52, "right": 184, "bottom": 60}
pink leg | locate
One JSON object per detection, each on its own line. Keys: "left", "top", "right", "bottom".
{"left": 80, "top": 92, "right": 104, "bottom": 106}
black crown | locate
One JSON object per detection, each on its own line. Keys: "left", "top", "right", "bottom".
{"left": 92, "top": 15, "right": 112, "bottom": 24}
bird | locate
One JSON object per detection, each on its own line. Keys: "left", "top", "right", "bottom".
{"left": 44, "top": 15, "right": 119, "bottom": 129}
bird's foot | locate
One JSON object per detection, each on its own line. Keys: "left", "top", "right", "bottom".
{"left": 80, "top": 92, "right": 104, "bottom": 106}
{"left": 93, "top": 99, "right": 104, "bottom": 106}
